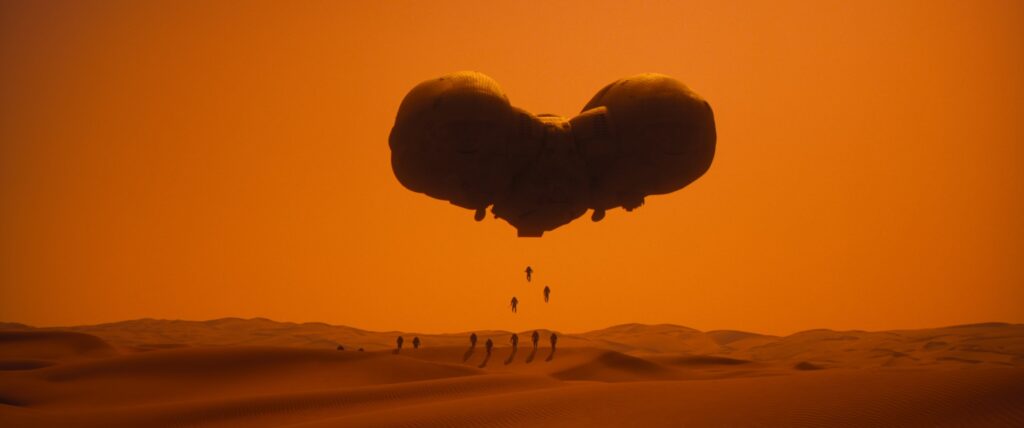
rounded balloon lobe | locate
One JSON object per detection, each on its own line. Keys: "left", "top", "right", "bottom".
{"left": 389, "top": 71, "right": 715, "bottom": 236}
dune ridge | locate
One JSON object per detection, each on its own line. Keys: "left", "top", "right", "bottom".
{"left": 2, "top": 320, "right": 1023, "bottom": 427}
{"left": 4, "top": 318, "right": 1022, "bottom": 364}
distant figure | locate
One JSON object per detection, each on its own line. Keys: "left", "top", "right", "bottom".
{"left": 395, "top": 336, "right": 404, "bottom": 354}
{"left": 511, "top": 296, "right": 519, "bottom": 313}
{"left": 526, "top": 330, "right": 540, "bottom": 363}
{"left": 412, "top": 336, "right": 421, "bottom": 349}
{"left": 546, "top": 332, "right": 558, "bottom": 362}
{"left": 525, "top": 266, "right": 533, "bottom": 282}
{"left": 479, "top": 338, "right": 495, "bottom": 368}
{"left": 463, "top": 333, "right": 478, "bottom": 362}
{"left": 505, "top": 334, "right": 520, "bottom": 365}
{"left": 336, "top": 345, "right": 345, "bottom": 351}
{"left": 358, "top": 348, "right": 364, "bottom": 352}
{"left": 543, "top": 285, "right": 551, "bottom": 303}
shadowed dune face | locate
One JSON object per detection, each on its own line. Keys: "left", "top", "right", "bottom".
{"left": 551, "top": 350, "right": 679, "bottom": 382}
{"left": 1, "top": 320, "right": 1023, "bottom": 427}
{"left": 660, "top": 355, "right": 752, "bottom": 366}
{"left": 0, "top": 331, "right": 116, "bottom": 361}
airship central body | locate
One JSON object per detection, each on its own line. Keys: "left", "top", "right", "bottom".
{"left": 389, "top": 71, "right": 716, "bottom": 237}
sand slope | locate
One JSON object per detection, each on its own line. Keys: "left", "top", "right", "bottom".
{"left": 2, "top": 320, "right": 1023, "bottom": 427}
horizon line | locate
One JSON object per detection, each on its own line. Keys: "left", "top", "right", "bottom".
{"left": 2, "top": 316, "right": 1018, "bottom": 338}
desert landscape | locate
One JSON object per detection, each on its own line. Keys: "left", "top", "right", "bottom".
{"left": 3, "top": 2, "right": 1023, "bottom": 427}
{"left": 1, "top": 318, "right": 1022, "bottom": 427}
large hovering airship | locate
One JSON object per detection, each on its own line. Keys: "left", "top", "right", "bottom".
{"left": 389, "top": 71, "right": 716, "bottom": 237}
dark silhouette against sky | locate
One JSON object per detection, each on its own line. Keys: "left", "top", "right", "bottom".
{"left": 389, "top": 72, "right": 715, "bottom": 237}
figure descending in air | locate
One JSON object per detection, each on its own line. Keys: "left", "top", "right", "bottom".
{"left": 511, "top": 296, "right": 519, "bottom": 313}
{"left": 543, "top": 285, "right": 551, "bottom": 303}
{"left": 525, "top": 266, "right": 533, "bottom": 282}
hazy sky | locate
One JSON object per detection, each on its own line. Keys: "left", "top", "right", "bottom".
{"left": 2, "top": 0, "right": 1022, "bottom": 335}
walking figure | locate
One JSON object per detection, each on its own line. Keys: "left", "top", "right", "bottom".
{"left": 479, "top": 338, "right": 495, "bottom": 368}
{"left": 412, "top": 336, "right": 421, "bottom": 349}
{"left": 511, "top": 296, "right": 519, "bottom": 313}
{"left": 505, "top": 333, "right": 520, "bottom": 365}
{"left": 546, "top": 332, "right": 558, "bottom": 362}
{"left": 543, "top": 285, "right": 551, "bottom": 303}
{"left": 531, "top": 330, "right": 540, "bottom": 349}
{"left": 464, "top": 333, "right": 478, "bottom": 362}
{"left": 525, "top": 266, "right": 533, "bottom": 282}
{"left": 395, "top": 336, "right": 404, "bottom": 354}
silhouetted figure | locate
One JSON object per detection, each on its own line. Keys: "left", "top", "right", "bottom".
{"left": 479, "top": 338, "right": 494, "bottom": 368}
{"left": 336, "top": 345, "right": 345, "bottom": 351}
{"left": 412, "top": 336, "right": 421, "bottom": 349}
{"left": 358, "top": 348, "right": 364, "bottom": 352}
{"left": 464, "top": 332, "right": 478, "bottom": 362}
{"left": 546, "top": 332, "right": 558, "bottom": 362}
{"left": 526, "top": 330, "right": 540, "bottom": 363}
{"left": 395, "top": 336, "right": 404, "bottom": 354}
{"left": 504, "top": 334, "right": 520, "bottom": 365}
{"left": 511, "top": 296, "right": 519, "bottom": 313}
{"left": 543, "top": 285, "right": 551, "bottom": 303}
{"left": 525, "top": 266, "right": 533, "bottom": 282}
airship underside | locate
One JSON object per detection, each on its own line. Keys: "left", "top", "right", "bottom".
{"left": 389, "top": 71, "right": 716, "bottom": 237}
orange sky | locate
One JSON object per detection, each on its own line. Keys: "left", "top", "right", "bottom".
{"left": 1, "top": 1, "right": 1022, "bottom": 335}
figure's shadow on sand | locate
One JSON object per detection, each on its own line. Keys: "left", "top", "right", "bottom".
{"left": 545, "top": 348, "right": 556, "bottom": 362}
{"left": 462, "top": 347, "right": 475, "bottom": 362}
{"left": 525, "top": 346, "right": 537, "bottom": 363}
{"left": 504, "top": 347, "right": 518, "bottom": 365}
{"left": 478, "top": 351, "right": 492, "bottom": 368}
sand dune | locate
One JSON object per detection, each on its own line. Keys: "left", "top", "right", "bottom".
{"left": 0, "top": 331, "right": 115, "bottom": 361}
{"left": 288, "top": 368, "right": 1024, "bottom": 428}
{"left": 2, "top": 319, "right": 1023, "bottom": 427}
